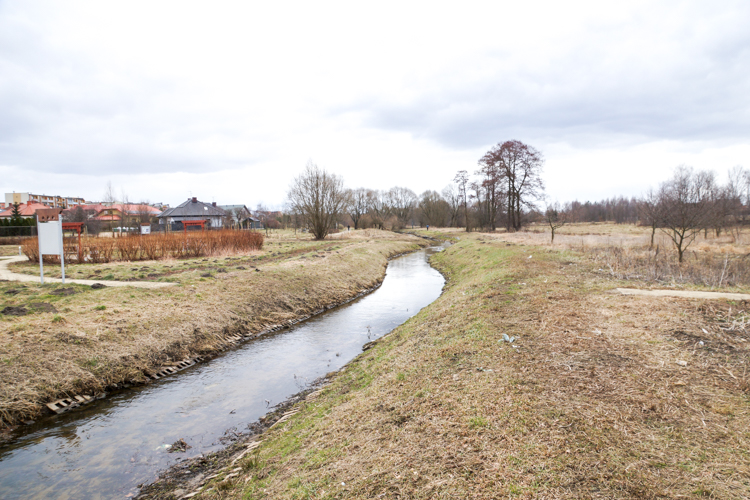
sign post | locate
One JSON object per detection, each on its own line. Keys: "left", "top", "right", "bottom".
{"left": 36, "top": 211, "right": 66, "bottom": 284}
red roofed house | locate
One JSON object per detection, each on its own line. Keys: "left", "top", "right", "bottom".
{"left": 0, "top": 202, "right": 53, "bottom": 219}
{"left": 94, "top": 204, "right": 161, "bottom": 231}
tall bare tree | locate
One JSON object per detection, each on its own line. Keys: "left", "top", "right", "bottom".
{"left": 475, "top": 153, "right": 504, "bottom": 231}
{"left": 658, "top": 165, "right": 715, "bottom": 263}
{"left": 384, "top": 187, "right": 417, "bottom": 229}
{"left": 454, "top": 170, "right": 470, "bottom": 231}
{"left": 480, "top": 140, "right": 545, "bottom": 231}
{"left": 345, "top": 188, "right": 369, "bottom": 229}
{"left": 418, "top": 190, "right": 448, "bottom": 227}
{"left": 287, "top": 161, "right": 347, "bottom": 240}
{"left": 442, "top": 184, "right": 461, "bottom": 227}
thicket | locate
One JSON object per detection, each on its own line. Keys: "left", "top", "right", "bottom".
{"left": 21, "top": 230, "right": 264, "bottom": 264}
{"left": 0, "top": 217, "right": 36, "bottom": 237}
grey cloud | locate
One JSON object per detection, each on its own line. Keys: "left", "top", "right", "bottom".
{"left": 0, "top": 12, "right": 259, "bottom": 175}
{"left": 356, "top": 28, "right": 750, "bottom": 151}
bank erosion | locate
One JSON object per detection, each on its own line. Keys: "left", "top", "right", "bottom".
{"left": 0, "top": 230, "right": 426, "bottom": 430}
{"left": 178, "top": 230, "right": 749, "bottom": 499}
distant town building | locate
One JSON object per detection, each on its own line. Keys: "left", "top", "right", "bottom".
{"left": 4, "top": 192, "right": 85, "bottom": 209}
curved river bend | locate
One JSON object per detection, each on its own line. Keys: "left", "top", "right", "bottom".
{"left": 0, "top": 246, "right": 445, "bottom": 499}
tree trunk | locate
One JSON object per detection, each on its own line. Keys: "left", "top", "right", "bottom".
{"left": 650, "top": 223, "right": 656, "bottom": 249}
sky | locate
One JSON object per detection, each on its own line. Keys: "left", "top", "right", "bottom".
{"left": 1, "top": 0, "right": 749, "bottom": 209}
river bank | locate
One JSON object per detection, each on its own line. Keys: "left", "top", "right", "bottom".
{"left": 155, "top": 231, "right": 749, "bottom": 499}
{"left": 0, "top": 230, "right": 426, "bottom": 432}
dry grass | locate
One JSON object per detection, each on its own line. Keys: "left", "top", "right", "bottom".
{"left": 193, "top": 231, "right": 750, "bottom": 500}
{"left": 476, "top": 223, "right": 750, "bottom": 293}
{"left": 0, "top": 245, "right": 21, "bottom": 257}
{"left": 0, "top": 230, "right": 425, "bottom": 429}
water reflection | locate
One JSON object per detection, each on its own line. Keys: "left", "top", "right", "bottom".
{"left": 0, "top": 247, "right": 445, "bottom": 499}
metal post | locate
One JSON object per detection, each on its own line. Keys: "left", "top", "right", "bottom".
{"left": 37, "top": 215, "right": 44, "bottom": 284}
{"left": 59, "top": 220, "right": 66, "bottom": 284}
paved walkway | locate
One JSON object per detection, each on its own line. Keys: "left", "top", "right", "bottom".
{"left": 0, "top": 256, "right": 176, "bottom": 289}
{"left": 617, "top": 287, "right": 750, "bottom": 301}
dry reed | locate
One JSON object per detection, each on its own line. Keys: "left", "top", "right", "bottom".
{"left": 21, "top": 230, "right": 264, "bottom": 264}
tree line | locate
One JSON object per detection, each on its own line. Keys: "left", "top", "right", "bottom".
{"left": 287, "top": 140, "right": 548, "bottom": 239}
{"left": 285, "top": 142, "right": 750, "bottom": 265}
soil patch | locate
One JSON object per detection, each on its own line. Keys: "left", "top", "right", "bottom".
{"left": 27, "top": 302, "right": 57, "bottom": 313}
{"left": 1, "top": 306, "right": 27, "bottom": 316}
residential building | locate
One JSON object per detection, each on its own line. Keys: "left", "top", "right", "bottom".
{"left": 0, "top": 202, "right": 53, "bottom": 218}
{"left": 5, "top": 192, "right": 85, "bottom": 209}
{"left": 218, "top": 205, "right": 262, "bottom": 229}
{"left": 158, "top": 198, "right": 227, "bottom": 227}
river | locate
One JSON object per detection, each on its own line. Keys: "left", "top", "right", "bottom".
{"left": 0, "top": 245, "right": 445, "bottom": 499}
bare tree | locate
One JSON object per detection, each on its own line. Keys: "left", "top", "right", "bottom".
{"left": 418, "top": 190, "right": 448, "bottom": 227}
{"left": 442, "top": 184, "right": 461, "bottom": 227}
{"left": 345, "top": 188, "right": 369, "bottom": 229}
{"left": 119, "top": 189, "right": 131, "bottom": 236}
{"left": 454, "top": 170, "right": 470, "bottom": 231}
{"left": 255, "top": 203, "right": 271, "bottom": 236}
{"left": 725, "top": 166, "right": 749, "bottom": 236}
{"left": 287, "top": 161, "right": 347, "bottom": 240}
{"left": 233, "top": 207, "right": 248, "bottom": 229}
{"left": 480, "top": 140, "right": 545, "bottom": 231}
{"left": 638, "top": 189, "right": 662, "bottom": 249}
{"left": 658, "top": 165, "right": 715, "bottom": 263}
{"left": 367, "top": 190, "right": 389, "bottom": 229}
{"left": 384, "top": 187, "right": 417, "bottom": 229}
{"left": 103, "top": 181, "right": 116, "bottom": 205}
{"left": 545, "top": 202, "right": 568, "bottom": 243}
{"left": 475, "top": 153, "right": 504, "bottom": 231}
{"left": 136, "top": 201, "right": 154, "bottom": 225}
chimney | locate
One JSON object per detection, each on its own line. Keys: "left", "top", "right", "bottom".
{"left": 212, "top": 202, "right": 216, "bottom": 207}
{"left": 192, "top": 197, "right": 197, "bottom": 203}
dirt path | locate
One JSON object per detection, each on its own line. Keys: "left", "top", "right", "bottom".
{"left": 617, "top": 287, "right": 750, "bottom": 300}
{"left": 0, "top": 256, "right": 175, "bottom": 289}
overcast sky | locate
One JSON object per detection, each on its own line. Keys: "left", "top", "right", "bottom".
{"left": 1, "top": 1, "right": 749, "bottom": 209}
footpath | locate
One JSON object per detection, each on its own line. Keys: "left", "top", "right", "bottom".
{"left": 0, "top": 256, "right": 175, "bottom": 289}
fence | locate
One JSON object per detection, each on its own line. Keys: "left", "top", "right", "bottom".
{"left": 0, "top": 226, "right": 38, "bottom": 240}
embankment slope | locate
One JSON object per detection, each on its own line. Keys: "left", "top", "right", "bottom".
{"left": 198, "top": 234, "right": 750, "bottom": 499}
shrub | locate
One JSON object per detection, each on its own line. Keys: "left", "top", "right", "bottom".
{"left": 19, "top": 230, "right": 264, "bottom": 264}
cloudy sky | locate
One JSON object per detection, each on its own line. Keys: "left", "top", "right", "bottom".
{"left": 1, "top": 1, "right": 748, "bottom": 208}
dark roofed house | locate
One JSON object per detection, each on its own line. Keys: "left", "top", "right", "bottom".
{"left": 218, "top": 204, "right": 262, "bottom": 229}
{"left": 158, "top": 198, "right": 227, "bottom": 228}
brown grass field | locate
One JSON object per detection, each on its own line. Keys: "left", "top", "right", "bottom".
{"left": 150, "top": 224, "right": 750, "bottom": 499}
{"left": 0, "top": 230, "right": 425, "bottom": 430}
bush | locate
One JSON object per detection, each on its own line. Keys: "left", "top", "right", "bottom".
{"left": 20, "top": 230, "right": 264, "bottom": 264}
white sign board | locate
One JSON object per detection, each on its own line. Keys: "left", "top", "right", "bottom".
{"left": 141, "top": 225, "right": 151, "bottom": 235}
{"left": 36, "top": 218, "right": 65, "bottom": 284}
{"left": 38, "top": 221, "right": 63, "bottom": 254}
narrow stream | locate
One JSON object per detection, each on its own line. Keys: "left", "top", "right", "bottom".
{"left": 0, "top": 246, "right": 445, "bottom": 499}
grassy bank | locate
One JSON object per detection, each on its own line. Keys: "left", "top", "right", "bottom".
{"left": 0, "top": 230, "right": 425, "bottom": 429}
{"left": 176, "top": 231, "right": 749, "bottom": 499}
